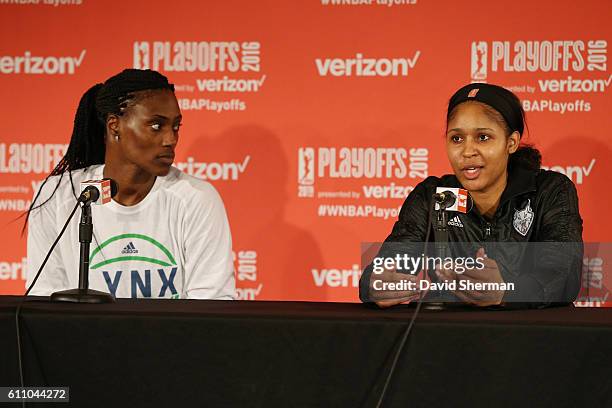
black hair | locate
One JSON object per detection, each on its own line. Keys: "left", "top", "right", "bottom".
{"left": 22, "top": 69, "right": 174, "bottom": 233}
{"left": 446, "top": 83, "right": 541, "bottom": 172}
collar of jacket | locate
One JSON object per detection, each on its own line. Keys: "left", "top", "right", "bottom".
{"left": 498, "top": 165, "right": 538, "bottom": 206}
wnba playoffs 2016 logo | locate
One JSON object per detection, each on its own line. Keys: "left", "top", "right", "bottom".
{"left": 298, "top": 148, "right": 315, "bottom": 186}
{"left": 471, "top": 41, "right": 487, "bottom": 81}
{"left": 298, "top": 148, "right": 315, "bottom": 198}
{"left": 134, "top": 42, "right": 150, "bottom": 69}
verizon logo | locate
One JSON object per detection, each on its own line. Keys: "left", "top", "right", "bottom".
{"left": 312, "top": 265, "right": 361, "bottom": 287}
{"left": 0, "top": 50, "right": 86, "bottom": 74}
{"left": 542, "top": 159, "right": 596, "bottom": 185}
{"left": 315, "top": 52, "right": 420, "bottom": 76}
{"left": 175, "top": 156, "right": 250, "bottom": 181}
{"left": 538, "top": 75, "right": 612, "bottom": 93}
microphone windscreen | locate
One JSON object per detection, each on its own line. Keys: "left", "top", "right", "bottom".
{"left": 81, "top": 179, "right": 115, "bottom": 205}
{"left": 87, "top": 185, "right": 100, "bottom": 202}
{"left": 435, "top": 187, "right": 469, "bottom": 213}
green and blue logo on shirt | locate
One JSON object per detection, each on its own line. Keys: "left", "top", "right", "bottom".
{"left": 90, "top": 234, "right": 179, "bottom": 299}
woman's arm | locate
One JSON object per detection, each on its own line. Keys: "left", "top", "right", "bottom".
{"left": 26, "top": 178, "right": 70, "bottom": 295}
{"left": 359, "top": 178, "right": 435, "bottom": 303}
{"left": 503, "top": 173, "right": 583, "bottom": 304}
{"left": 181, "top": 182, "right": 235, "bottom": 300}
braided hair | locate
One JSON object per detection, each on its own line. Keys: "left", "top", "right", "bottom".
{"left": 23, "top": 69, "right": 174, "bottom": 232}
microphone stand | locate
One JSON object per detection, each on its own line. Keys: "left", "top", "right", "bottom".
{"left": 434, "top": 207, "right": 450, "bottom": 260}
{"left": 424, "top": 201, "right": 454, "bottom": 310}
{"left": 50, "top": 201, "right": 115, "bottom": 303}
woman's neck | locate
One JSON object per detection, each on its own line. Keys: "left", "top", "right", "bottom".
{"left": 103, "top": 163, "right": 156, "bottom": 206}
{"left": 470, "top": 172, "right": 508, "bottom": 220}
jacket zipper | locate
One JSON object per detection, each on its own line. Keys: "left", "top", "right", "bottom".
{"left": 482, "top": 221, "right": 493, "bottom": 254}
{"left": 485, "top": 223, "right": 492, "bottom": 239}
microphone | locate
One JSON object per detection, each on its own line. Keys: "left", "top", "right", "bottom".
{"left": 434, "top": 187, "right": 469, "bottom": 213}
{"left": 79, "top": 185, "right": 99, "bottom": 204}
{"left": 433, "top": 191, "right": 456, "bottom": 209}
{"left": 78, "top": 179, "right": 118, "bottom": 205}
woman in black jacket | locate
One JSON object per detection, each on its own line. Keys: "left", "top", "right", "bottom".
{"left": 360, "top": 83, "right": 583, "bottom": 308}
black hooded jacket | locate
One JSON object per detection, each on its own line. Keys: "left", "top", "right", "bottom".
{"left": 359, "top": 164, "right": 584, "bottom": 306}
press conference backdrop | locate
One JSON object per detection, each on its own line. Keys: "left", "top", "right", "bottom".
{"left": 0, "top": 0, "right": 610, "bottom": 303}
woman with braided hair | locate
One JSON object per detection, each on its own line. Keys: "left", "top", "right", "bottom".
{"left": 26, "top": 69, "right": 235, "bottom": 299}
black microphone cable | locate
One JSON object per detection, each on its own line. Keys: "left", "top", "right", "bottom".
{"left": 374, "top": 196, "right": 437, "bottom": 408}
{"left": 15, "top": 200, "right": 80, "bottom": 408}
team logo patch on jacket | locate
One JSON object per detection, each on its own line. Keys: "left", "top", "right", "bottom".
{"left": 513, "top": 199, "right": 534, "bottom": 236}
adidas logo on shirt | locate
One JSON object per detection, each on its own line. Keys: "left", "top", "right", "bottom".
{"left": 121, "top": 242, "right": 139, "bottom": 254}
{"left": 447, "top": 215, "right": 464, "bottom": 228}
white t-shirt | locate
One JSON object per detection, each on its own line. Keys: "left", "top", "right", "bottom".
{"left": 26, "top": 165, "right": 235, "bottom": 300}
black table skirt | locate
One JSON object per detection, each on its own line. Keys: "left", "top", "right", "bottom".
{"left": 1, "top": 296, "right": 611, "bottom": 407}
